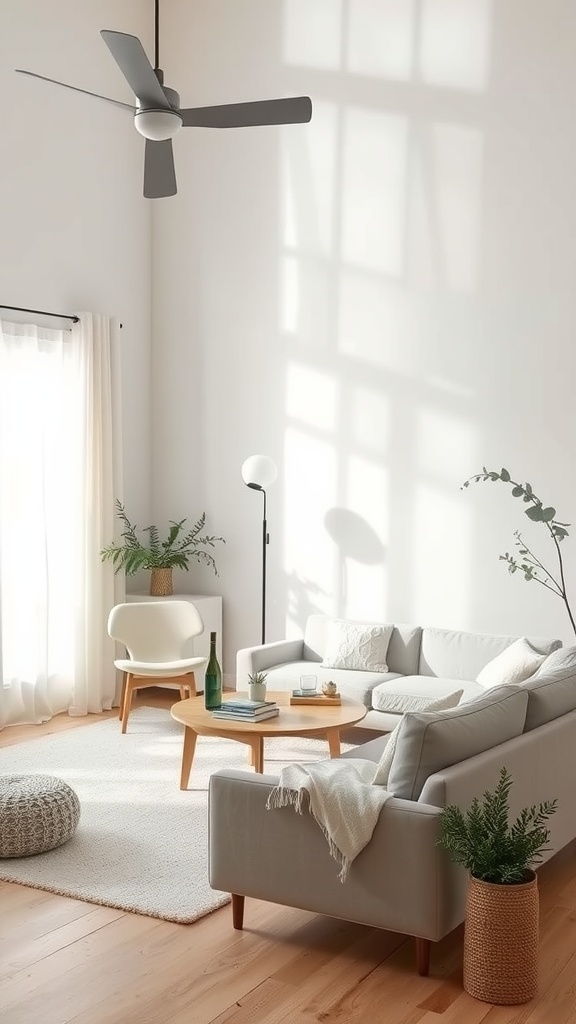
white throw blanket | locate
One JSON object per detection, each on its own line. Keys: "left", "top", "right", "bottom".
{"left": 266, "top": 758, "right": 392, "bottom": 881}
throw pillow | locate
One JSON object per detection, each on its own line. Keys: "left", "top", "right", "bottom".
{"left": 532, "top": 646, "right": 576, "bottom": 677}
{"left": 476, "top": 637, "right": 545, "bottom": 689}
{"left": 372, "top": 690, "right": 463, "bottom": 787}
{"left": 321, "top": 620, "right": 394, "bottom": 672}
{"left": 384, "top": 684, "right": 529, "bottom": 800}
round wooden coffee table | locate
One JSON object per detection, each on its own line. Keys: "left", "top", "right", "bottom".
{"left": 170, "top": 690, "right": 367, "bottom": 790}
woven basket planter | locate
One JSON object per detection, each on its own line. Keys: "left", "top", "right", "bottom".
{"left": 463, "top": 871, "right": 539, "bottom": 1005}
{"left": 149, "top": 568, "right": 173, "bottom": 596}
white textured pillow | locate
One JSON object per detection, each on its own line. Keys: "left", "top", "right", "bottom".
{"left": 532, "top": 646, "right": 576, "bottom": 677}
{"left": 372, "top": 691, "right": 463, "bottom": 787}
{"left": 476, "top": 637, "right": 545, "bottom": 689}
{"left": 322, "top": 620, "right": 394, "bottom": 672}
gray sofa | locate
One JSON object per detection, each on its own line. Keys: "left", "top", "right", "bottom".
{"left": 209, "top": 656, "right": 576, "bottom": 975}
{"left": 236, "top": 615, "right": 562, "bottom": 732}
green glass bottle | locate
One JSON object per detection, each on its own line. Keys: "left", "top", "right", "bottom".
{"left": 204, "top": 631, "right": 222, "bottom": 710}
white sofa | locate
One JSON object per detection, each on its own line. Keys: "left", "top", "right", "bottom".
{"left": 210, "top": 651, "right": 576, "bottom": 975}
{"left": 236, "top": 615, "right": 562, "bottom": 732}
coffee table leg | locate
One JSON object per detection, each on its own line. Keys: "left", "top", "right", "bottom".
{"left": 248, "top": 736, "right": 264, "bottom": 773}
{"left": 327, "top": 729, "right": 341, "bottom": 758}
{"left": 180, "top": 726, "right": 198, "bottom": 790}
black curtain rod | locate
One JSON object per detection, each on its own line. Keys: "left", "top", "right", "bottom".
{"left": 0, "top": 304, "right": 79, "bottom": 323}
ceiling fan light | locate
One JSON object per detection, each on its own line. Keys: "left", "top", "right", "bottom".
{"left": 134, "top": 108, "right": 182, "bottom": 141}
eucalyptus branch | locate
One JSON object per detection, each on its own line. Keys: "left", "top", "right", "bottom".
{"left": 463, "top": 467, "right": 575, "bottom": 638}
{"left": 499, "top": 531, "right": 564, "bottom": 597}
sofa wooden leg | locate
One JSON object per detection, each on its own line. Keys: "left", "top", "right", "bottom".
{"left": 232, "top": 893, "right": 245, "bottom": 930}
{"left": 416, "top": 937, "right": 431, "bottom": 976}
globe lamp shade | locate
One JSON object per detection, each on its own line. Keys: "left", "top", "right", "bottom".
{"left": 241, "top": 455, "right": 278, "bottom": 491}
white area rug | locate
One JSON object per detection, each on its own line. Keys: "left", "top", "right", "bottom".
{"left": 0, "top": 706, "right": 353, "bottom": 923}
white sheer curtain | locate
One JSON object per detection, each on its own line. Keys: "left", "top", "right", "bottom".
{"left": 0, "top": 313, "right": 124, "bottom": 728}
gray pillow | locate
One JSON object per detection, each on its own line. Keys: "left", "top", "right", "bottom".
{"left": 520, "top": 666, "right": 576, "bottom": 731}
{"left": 532, "top": 646, "right": 576, "bottom": 677}
{"left": 386, "top": 684, "right": 529, "bottom": 800}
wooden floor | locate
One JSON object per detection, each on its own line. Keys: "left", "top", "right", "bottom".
{"left": 1, "top": 696, "right": 576, "bottom": 1024}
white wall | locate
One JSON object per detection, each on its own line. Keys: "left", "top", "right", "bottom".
{"left": 151, "top": 0, "right": 576, "bottom": 678}
{"left": 5, "top": 2, "right": 575, "bottom": 679}
{"left": 0, "top": 0, "right": 152, "bottom": 518}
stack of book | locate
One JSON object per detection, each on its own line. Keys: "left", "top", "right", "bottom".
{"left": 211, "top": 698, "right": 279, "bottom": 722}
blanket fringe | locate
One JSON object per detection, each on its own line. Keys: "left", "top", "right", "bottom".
{"left": 266, "top": 785, "right": 305, "bottom": 814}
{"left": 266, "top": 785, "right": 351, "bottom": 882}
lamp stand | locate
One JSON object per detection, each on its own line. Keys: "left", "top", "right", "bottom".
{"left": 261, "top": 488, "right": 268, "bottom": 645}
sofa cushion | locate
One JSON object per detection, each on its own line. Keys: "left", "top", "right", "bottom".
{"left": 371, "top": 679, "right": 464, "bottom": 714}
{"left": 476, "top": 637, "right": 546, "bottom": 689}
{"left": 532, "top": 646, "right": 576, "bottom": 677}
{"left": 385, "top": 684, "right": 529, "bottom": 800}
{"left": 418, "top": 627, "right": 560, "bottom": 681}
{"left": 322, "top": 620, "right": 394, "bottom": 672}
{"left": 519, "top": 667, "right": 576, "bottom": 731}
{"left": 260, "top": 661, "right": 403, "bottom": 708}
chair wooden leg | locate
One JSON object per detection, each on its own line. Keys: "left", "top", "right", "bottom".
{"left": 118, "top": 672, "right": 127, "bottom": 720}
{"left": 179, "top": 686, "right": 187, "bottom": 700}
{"left": 416, "top": 937, "right": 431, "bottom": 976}
{"left": 121, "top": 677, "right": 135, "bottom": 734}
{"left": 188, "top": 671, "right": 197, "bottom": 697}
{"left": 232, "top": 894, "right": 245, "bottom": 930}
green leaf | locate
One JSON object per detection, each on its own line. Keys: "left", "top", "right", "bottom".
{"left": 500, "top": 468, "right": 510, "bottom": 481}
{"left": 525, "top": 483, "right": 533, "bottom": 495}
{"left": 540, "top": 507, "right": 556, "bottom": 522}
{"left": 526, "top": 506, "right": 545, "bottom": 521}
{"left": 512, "top": 486, "right": 524, "bottom": 497}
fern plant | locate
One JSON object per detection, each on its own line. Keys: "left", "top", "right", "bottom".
{"left": 462, "top": 467, "right": 575, "bottom": 637}
{"left": 438, "top": 767, "right": 557, "bottom": 884}
{"left": 100, "top": 500, "right": 225, "bottom": 576}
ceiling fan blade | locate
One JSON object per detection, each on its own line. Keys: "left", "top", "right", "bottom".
{"left": 100, "top": 30, "right": 171, "bottom": 109}
{"left": 144, "top": 139, "right": 177, "bottom": 199}
{"left": 15, "top": 69, "right": 135, "bottom": 110}
{"left": 180, "top": 95, "right": 312, "bottom": 129}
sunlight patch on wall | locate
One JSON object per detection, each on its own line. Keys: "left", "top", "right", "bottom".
{"left": 282, "top": 0, "right": 343, "bottom": 69}
{"left": 419, "top": 0, "right": 493, "bottom": 92}
{"left": 338, "top": 271, "right": 420, "bottom": 374}
{"left": 347, "top": 0, "right": 416, "bottom": 81}
{"left": 431, "top": 123, "right": 483, "bottom": 292}
{"left": 280, "top": 253, "right": 334, "bottom": 350}
{"left": 351, "top": 384, "right": 391, "bottom": 456}
{"left": 284, "top": 427, "right": 336, "bottom": 632}
{"left": 413, "top": 482, "right": 472, "bottom": 626}
{"left": 286, "top": 362, "right": 337, "bottom": 431}
{"left": 281, "top": 100, "right": 338, "bottom": 256}
{"left": 406, "top": 122, "right": 483, "bottom": 293}
{"left": 418, "top": 406, "right": 476, "bottom": 483}
{"left": 344, "top": 456, "right": 388, "bottom": 620}
{"left": 341, "top": 108, "right": 409, "bottom": 276}
{"left": 411, "top": 405, "right": 474, "bottom": 624}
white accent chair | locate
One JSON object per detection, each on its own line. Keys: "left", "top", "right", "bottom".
{"left": 108, "top": 600, "right": 207, "bottom": 733}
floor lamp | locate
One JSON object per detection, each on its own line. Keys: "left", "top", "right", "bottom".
{"left": 241, "top": 455, "right": 278, "bottom": 644}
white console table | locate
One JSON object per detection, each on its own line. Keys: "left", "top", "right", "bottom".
{"left": 126, "top": 593, "right": 222, "bottom": 692}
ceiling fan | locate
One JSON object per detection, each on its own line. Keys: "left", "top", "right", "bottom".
{"left": 15, "top": 1, "right": 312, "bottom": 199}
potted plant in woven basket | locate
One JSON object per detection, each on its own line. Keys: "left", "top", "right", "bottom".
{"left": 438, "top": 767, "right": 557, "bottom": 1005}
{"left": 101, "top": 500, "right": 225, "bottom": 596}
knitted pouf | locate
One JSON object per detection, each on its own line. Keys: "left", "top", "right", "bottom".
{"left": 0, "top": 774, "right": 80, "bottom": 858}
